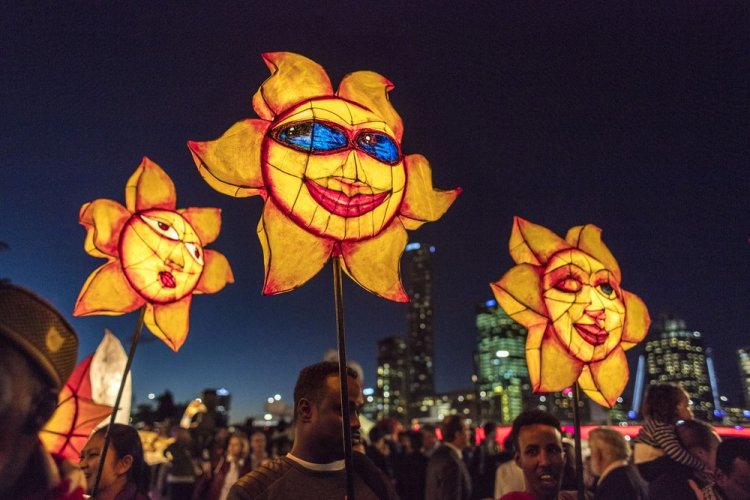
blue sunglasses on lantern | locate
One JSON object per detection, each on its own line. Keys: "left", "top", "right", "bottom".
{"left": 273, "top": 120, "right": 401, "bottom": 165}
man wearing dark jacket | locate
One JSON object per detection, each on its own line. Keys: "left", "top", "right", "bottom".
{"left": 425, "top": 415, "right": 472, "bottom": 500}
{"left": 589, "top": 427, "right": 648, "bottom": 499}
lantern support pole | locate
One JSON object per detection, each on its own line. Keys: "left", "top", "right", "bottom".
{"left": 92, "top": 306, "right": 146, "bottom": 499}
{"left": 572, "top": 383, "right": 585, "bottom": 500}
{"left": 332, "top": 256, "right": 355, "bottom": 500}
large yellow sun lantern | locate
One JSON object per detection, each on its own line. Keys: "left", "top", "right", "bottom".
{"left": 491, "top": 217, "right": 650, "bottom": 407}
{"left": 73, "top": 157, "right": 234, "bottom": 351}
{"left": 189, "top": 52, "right": 459, "bottom": 301}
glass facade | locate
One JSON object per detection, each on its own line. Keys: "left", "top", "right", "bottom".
{"left": 375, "top": 336, "right": 408, "bottom": 420}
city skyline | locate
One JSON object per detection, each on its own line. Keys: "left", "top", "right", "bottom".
{"left": 2, "top": 3, "right": 748, "bottom": 421}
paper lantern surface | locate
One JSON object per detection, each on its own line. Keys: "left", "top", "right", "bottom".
{"left": 40, "top": 355, "right": 113, "bottom": 461}
{"left": 90, "top": 330, "right": 131, "bottom": 424}
{"left": 73, "top": 157, "right": 234, "bottom": 351}
{"left": 491, "top": 217, "right": 650, "bottom": 407}
{"left": 189, "top": 52, "right": 459, "bottom": 301}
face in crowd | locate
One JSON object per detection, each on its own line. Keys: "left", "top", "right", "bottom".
{"left": 309, "top": 374, "right": 364, "bottom": 460}
{"left": 515, "top": 423, "right": 566, "bottom": 499}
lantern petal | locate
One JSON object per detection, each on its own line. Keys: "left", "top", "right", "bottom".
{"left": 145, "top": 298, "right": 191, "bottom": 352}
{"left": 252, "top": 52, "right": 334, "bottom": 120}
{"left": 79, "top": 199, "right": 131, "bottom": 258}
{"left": 535, "top": 332, "right": 583, "bottom": 392}
{"left": 125, "top": 157, "right": 177, "bottom": 212}
{"left": 91, "top": 330, "right": 131, "bottom": 423}
{"left": 399, "top": 154, "right": 460, "bottom": 230}
{"left": 337, "top": 71, "right": 403, "bottom": 141}
{"left": 179, "top": 207, "right": 222, "bottom": 245}
{"left": 621, "top": 290, "right": 651, "bottom": 349}
{"left": 340, "top": 221, "right": 409, "bottom": 302}
{"left": 40, "top": 355, "right": 113, "bottom": 460}
{"left": 491, "top": 263, "right": 548, "bottom": 323}
{"left": 74, "top": 262, "right": 144, "bottom": 316}
{"left": 565, "top": 224, "right": 621, "bottom": 282}
{"left": 510, "top": 217, "right": 571, "bottom": 266}
{"left": 257, "top": 200, "right": 334, "bottom": 295}
{"left": 188, "top": 119, "right": 269, "bottom": 198}
{"left": 195, "top": 249, "right": 235, "bottom": 294}
{"left": 578, "top": 347, "right": 629, "bottom": 407}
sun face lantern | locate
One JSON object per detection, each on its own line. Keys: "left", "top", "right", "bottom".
{"left": 490, "top": 217, "right": 650, "bottom": 407}
{"left": 73, "top": 157, "right": 234, "bottom": 351}
{"left": 189, "top": 52, "right": 459, "bottom": 301}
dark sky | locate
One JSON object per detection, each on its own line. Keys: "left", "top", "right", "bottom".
{"left": 2, "top": 3, "right": 748, "bottom": 421}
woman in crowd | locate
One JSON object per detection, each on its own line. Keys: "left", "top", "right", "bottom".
{"left": 80, "top": 423, "right": 150, "bottom": 500}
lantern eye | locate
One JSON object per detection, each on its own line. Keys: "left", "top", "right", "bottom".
{"left": 355, "top": 131, "right": 400, "bottom": 164}
{"left": 274, "top": 121, "right": 348, "bottom": 153}
{"left": 141, "top": 214, "right": 179, "bottom": 241}
{"left": 554, "top": 277, "right": 582, "bottom": 293}
{"left": 185, "top": 242, "right": 204, "bottom": 265}
{"left": 596, "top": 282, "right": 616, "bottom": 299}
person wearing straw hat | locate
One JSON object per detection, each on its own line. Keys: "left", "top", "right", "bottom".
{"left": 0, "top": 283, "right": 85, "bottom": 499}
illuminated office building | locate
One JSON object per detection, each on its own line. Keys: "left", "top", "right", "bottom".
{"left": 473, "top": 299, "right": 530, "bottom": 423}
{"left": 643, "top": 314, "right": 714, "bottom": 420}
{"left": 403, "top": 242, "right": 436, "bottom": 418}
{"left": 739, "top": 346, "right": 750, "bottom": 409}
{"left": 375, "top": 336, "right": 409, "bottom": 420}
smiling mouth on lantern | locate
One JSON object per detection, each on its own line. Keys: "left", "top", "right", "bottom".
{"left": 305, "top": 179, "right": 389, "bottom": 218}
{"left": 574, "top": 323, "right": 608, "bottom": 345}
{"left": 159, "top": 271, "right": 176, "bottom": 289}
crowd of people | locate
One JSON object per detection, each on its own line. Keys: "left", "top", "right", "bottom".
{"left": 3, "top": 282, "right": 750, "bottom": 499}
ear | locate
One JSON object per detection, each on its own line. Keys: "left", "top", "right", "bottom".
{"left": 514, "top": 449, "right": 521, "bottom": 467}
{"left": 115, "top": 454, "right": 134, "bottom": 475}
{"left": 297, "top": 399, "right": 313, "bottom": 423}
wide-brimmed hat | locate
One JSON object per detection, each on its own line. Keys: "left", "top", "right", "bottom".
{"left": 0, "top": 283, "right": 78, "bottom": 389}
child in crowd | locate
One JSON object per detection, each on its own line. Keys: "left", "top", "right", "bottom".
{"left": 634, "top": 383, "right": 706, "bottom": 471}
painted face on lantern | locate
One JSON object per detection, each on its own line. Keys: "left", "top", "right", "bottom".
{"left": 120, "top": 209, "right": 204, "bottom": 303}
{"left": 263, "top": 98, "right": 406, "bottom": 241}
{"left": 542, "top": 249, "right": 625, "bottom": 362}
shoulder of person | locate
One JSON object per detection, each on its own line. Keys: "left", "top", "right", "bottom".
{"left": 228, "top": 457, "right": 294, "bottom": 500}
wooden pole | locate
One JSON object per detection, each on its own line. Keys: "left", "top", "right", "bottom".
{"left": 572, "top": 384, "right": 585, "bottom": 500}
{"left": 91, "top": 306, "right": 145, "bottom": 498}
{"left": 332, "top": 257, "right": 355, "bottom": 500}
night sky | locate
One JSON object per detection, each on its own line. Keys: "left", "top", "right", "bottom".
{"left": 2, "top": 3, "right": 748, "bottom": 421}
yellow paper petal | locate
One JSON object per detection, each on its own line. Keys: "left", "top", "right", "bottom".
{"left": 578, "top": 347, "right": 628, "bottom": 407}
{"left": 125, "top": 157, "right": 176, "bottom": 212}
{"left": 195, "top": 249, "right": 234, "bottom": 294}
{"left": 180, "top": 207, "right": 222, "bottom": 245}
{"left": 79, "top": 199, "right": 131, "bottom": 258}
{"left": 510, "top": 217, "right": 571, "bottom": 266}
{"left": 74, "top": 262, "right": 144, "bottom": 316}
{"left": 145, "top": 297, "right": 191, "bottom": 352}
{"left": 398, "top": 154, "right": 460, "bottom": 230}
{"left": 621, "top": 290, "right": 650, "bottom": 349}
{"left": 565, "top": 224, "right": 621, "bottom": 283}
{"left": 188, "top": 119, "right": 268, "bottom": 198}
{"left": 337, "top": 71, "right": 403, "bottom": 141}
{"left": 491, "top": 263, "right": 548, "bottom": 323}
{"left": 340, "top": 221, "right": 408, "bottom": 302}
{"left": 257, "top": 199, "right": 334, "bottom": 295}
{"left": 536, "top": 331, "right": 583, "bottom": 392}
{"left": 252, "top": 52, "right": 333, "bottom": 120}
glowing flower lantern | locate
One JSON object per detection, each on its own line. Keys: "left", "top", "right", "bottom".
{"left": 189, "top": 52, "right": 459, "bottom": 301}
{"left": 40, "top": 355, "right": 113, "bottom": 461}
{"left": 73, "top": 157, "right": 234, "bottom": 351}
{"left": 90, "top": 330, "right": 131, "bottom": 424}
{"left": 491, "top": 217, "right": 650, "bottom": 407}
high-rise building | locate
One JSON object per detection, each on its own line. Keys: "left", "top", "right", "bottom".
{"left": 375, "top": 336, "right": 409, "bottom": 420}
{"left": 473, "top": 299, "right": 530, "bottom": 423}
{"left": 738, "top": 346, "right": 750, "bottom": 409}
{"left": 403, "top": 242, "right": 436, "bottom": 419}
{"left": 643, "top": 314, "right": 715, "bottom": 420}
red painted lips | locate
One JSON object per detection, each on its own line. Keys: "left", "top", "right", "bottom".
{"left": 306, "top": 179, "right": 388, "bottom": 217}
{"left": 574, "top": 323, "right": 608, "bottom": 345}
{"left": 159, "top": 271, "right": 176, "bottom": 288}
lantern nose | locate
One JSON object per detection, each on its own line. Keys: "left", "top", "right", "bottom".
{"left": 341, "top": 150, "right": 363, "bottom": 181}
{"left": 166, "top": 248, "right": 185, "bottom": 270}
